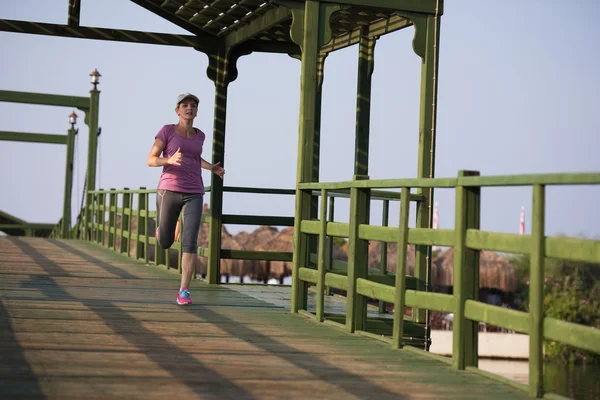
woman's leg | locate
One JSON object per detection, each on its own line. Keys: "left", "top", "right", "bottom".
{"left": 178, "top": 193, "right": 203, "bottom": 303}
{"left": 155, "top": 190, "right": 183, "bottom": 249}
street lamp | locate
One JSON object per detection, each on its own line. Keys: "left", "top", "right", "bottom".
{"left": 69, "top": 111, "right": 78, "bottom": 129}
{"left": 90, "top": 68, "right": 101, "bottom": 90}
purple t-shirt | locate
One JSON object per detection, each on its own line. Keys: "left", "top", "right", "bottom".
{"left": 155, "top": 124, "right": 206, "bottom": 194}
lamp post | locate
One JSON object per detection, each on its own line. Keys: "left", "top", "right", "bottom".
{"left": 62, "top": 111, "right": 78, "bottom": 238}
{"left": 84, "top": 69, "right": 101, "bottom": 239}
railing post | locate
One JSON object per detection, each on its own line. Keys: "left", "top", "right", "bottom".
{"left": 290, "top": 0, "right": 321, "bottom": 314}
{"left": 392, "top": 187, "right": 410, "bottom": 348}
{"left": 453, "top": 170, "right": 481, "bottom": 370}
{"left": 120, "top": 189, "right": 130, "bottom": 254}
{"left": 379, "top": 199, "right": 390, "bottom": 313}
{"left": 108, "top": 189, "right": 117, "bottom": 249}
{"left": 135, "top": 187, "right": 147, "bottom": 261}
{"left": 529, "top": 184, "right": 546, "bottom": 398}
{"left": 346, "top": 176, "right": 370, "bottom": 333}
{"left": 325, "top": 196, "right": 335, "bottom": 296}
{"left": 414, "top": 12, "right": 442, "bottom": 326}
{"left": 96, "top": 192, "right": 104, "bottom": 244}
{"left": 61, "top": 126, "right": 76, "bottom": 239}
{"left": 316, "top": 189, "right": 328, "bottom": 322}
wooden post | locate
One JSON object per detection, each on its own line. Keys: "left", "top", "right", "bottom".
{"left": 135, "top": 187, "right": 145, "bottom": 260}
{"left": 205, "top": 47, "right": 230, "bottom": 285}
{"left": 325, "top": 196, "right": 335, "bottom": 297}
{"left": 354, "top": 27, "right": 375, "bottom": 176}
{"left": 84, "top": 88, "right": 100, "bottom": 240}
{"left": 120, "top": 189, "right": 130, "bottom": 254}
{"left": 108, "top": 189, "right": 117, "bottom": 250}
{"left": 529, "top": 184, "right": 545, "bottom": 398}
{"left": 453, "top": 170, "right": 480, "bottom": 370}
{"left": 316, "top": 189, "right": 328, "bottom": 322}
{"left": 414, "top": 13, "right": 442, "bottom": 325}
{"left": 291, "top": 0, "right": 321, "bottom": 313}
{"left": 61, "top": 127, "right": 76, "bottom": 238}
{"left": 97, "top": 192, "right": 104, "bottom": 244}
{"left": 379, "top": 199, "right": 389, "bottom": 313}
{"left": 346, "top": 179, "right": 369, "bottom": 332}
{"left": 392, "top": 188, "right": 410, "bottom": 348}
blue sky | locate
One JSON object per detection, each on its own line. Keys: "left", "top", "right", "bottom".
{"left": 1, "top": 0, "right": 599, "bottom": 238}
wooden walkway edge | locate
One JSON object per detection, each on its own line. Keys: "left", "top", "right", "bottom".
{"left": 0, "top": 237, "right": 529, "bottom": 399}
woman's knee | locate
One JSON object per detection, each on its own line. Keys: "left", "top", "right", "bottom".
{"left": 158, "top": 231, "right": 174, "bottom": 249}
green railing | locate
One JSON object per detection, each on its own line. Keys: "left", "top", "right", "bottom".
{"left": 73, "top": 171, "right": 600, "bottom": 399}
{"left": 75, "top": 185, "right": 402, "bottom": 282}
{"left": 296, "top": 170, "right": 600, "bottom": 399}
{"left": 76, "top": 186, "right": 299, "bottom": 278}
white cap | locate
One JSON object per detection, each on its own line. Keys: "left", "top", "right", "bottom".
{"left": 176, "top": 93, "right": 199, "bottom": 106}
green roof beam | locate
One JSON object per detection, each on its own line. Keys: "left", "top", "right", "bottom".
{"left": 129, "top": 0, "right": 218, "bottom": 39}
{"left": 319, "top": 0, "right": 443, "bottom": 15}
{"left": 0, "top": 131, "right": 68, "bottom": 145}
{"left": 68, "top": 0, "right": 81, "bottom": 27}
{"left": 321, "top": 14, "right": 412, "bottom": 53}
{"left": 0, "top": 90, "right": 89, "bottom": 109}
{"left": 224, "top": 6, "right": 292, "bottom": 48}
{"left": 0, "top": 19, "right": 204, "bottom": 49}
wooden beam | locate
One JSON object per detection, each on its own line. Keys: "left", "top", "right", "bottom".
{"left": 0, "top": 131, "right": 68, "bottom": 145}
{"left": 0, "top": 90, "right": 89, "bottom": 109}
{"left": 129, "top": 0, "right": 218, "bottom": 38}
{"left": 68, "top": 0, "right": 81, "bottom": 27}
{"left": 319, "top": 0, "right": 443, "bottom": 15}
{"left": 225, "top": 6, "right": 292, "bottom": 48}
{"left": 0, "top": 19, "right": 210, "bottom": 49}
{"left": 320, "top": 14, "right": 412, "bottom": 53}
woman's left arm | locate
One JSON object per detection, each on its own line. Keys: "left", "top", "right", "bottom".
{"left": 201, "top": 158, "right": 225, "bottom": 179}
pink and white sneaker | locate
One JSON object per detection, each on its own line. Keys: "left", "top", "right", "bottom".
{"left": 177, "top": 289, "right": 192, "bottom": 305}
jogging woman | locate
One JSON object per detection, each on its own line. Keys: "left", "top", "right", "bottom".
{"left": 147, "top": 93, "right": 224, "bottom": 305}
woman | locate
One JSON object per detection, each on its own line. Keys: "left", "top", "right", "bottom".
{"left": 147, "top": 93, "right": 224, "bottom": 305}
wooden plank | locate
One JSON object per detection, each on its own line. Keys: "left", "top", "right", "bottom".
{"left": 545, "top": 236, "right": 600, "bottom": 264}
{"left": 221, "top": 249, "right": 293, "bottom": 262}
{"left": 356, "top": 278, "right": 394, "bottom": 303}
{"left": 0, "top": 131, "right": 68, "bottom": 145}
{"left": 466, "top": 229, "right": 530, "bottom": 255}
{"left": 222, "top": 214, "right": 294, "bottom": 226}
{"left": 544, "top": 317, "right": 600, "bottom": 355}
{"left": 464, "top": 300, "right": 530, "bottom": 334}
{"left": 0, "top": 237, "right": 533, "bottom": 400}
{"left": 405, "top": 290, "right": 454, "bottom": 313}
{"left": 459, "top": 172, "right": 600, "bottom": 187}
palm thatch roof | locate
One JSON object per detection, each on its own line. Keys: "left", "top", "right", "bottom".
{"left": 432, "top": 248, "right": 518, "bottom": 292}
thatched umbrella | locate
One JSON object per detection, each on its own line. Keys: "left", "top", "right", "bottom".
{"left": 432, "top": 248, "right": 518, "bottom": 293}
{"left": 255, "top": 226, "right": 295, "bottom": 283}
{"left": 232, "top": 226, "right": 279, "bottom": 282}
{"left": 367, "top": 242, "right": 416, "bottom": 274}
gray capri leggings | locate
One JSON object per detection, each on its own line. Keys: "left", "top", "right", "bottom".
{"left": 156, "top": 189, "right": 203, "bottom": 253}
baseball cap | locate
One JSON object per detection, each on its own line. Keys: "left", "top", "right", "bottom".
{"left": 176, "top": 93, "right": 199, "bottom": 106}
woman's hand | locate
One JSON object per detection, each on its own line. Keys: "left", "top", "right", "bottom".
{"left": 168, "top": 147, "right": 183, "bottom": 166}
{"left": 211, "top": 162, "right": 225, "bottom": 179}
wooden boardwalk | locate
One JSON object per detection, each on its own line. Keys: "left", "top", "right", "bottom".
{"left": 0, "top": 237, "right": 528, "bottom": 400}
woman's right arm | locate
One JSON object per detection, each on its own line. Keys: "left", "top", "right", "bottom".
{"left": 147, "top": 138, "right": 170, "bottom": 167}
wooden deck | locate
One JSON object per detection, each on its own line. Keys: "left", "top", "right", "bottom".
{"left": 0, "top": 237, "right": 529, "bottom": 399}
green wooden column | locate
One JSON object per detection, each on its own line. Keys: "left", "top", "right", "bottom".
{"left": 84, "top": 86, "right": 100, "bottom": 239}
{"left": 453, "top": 170, "right": 481, "bottom": 370}
{"left": 61, "top": 126, "right": 77, "bottom": 238}
{"left": 290, "top": 0, "right": 321, "bottom": 313}
{"left": 354, "top": 27, "right": 375, "bottom": 176}
{"left": 205, "top": 47, "right": 230, "bottom": 284}
{"left": 307, "top": 54, "right": 327, "bottom": 273}
{"left": 529, "top": 184, "right": 546, "bottom": 398}
{"left": 287, "top": 0, "right": 341, "bottom": 312}
{"left": 412, "top": 13, "right": 442, "bottom": 325}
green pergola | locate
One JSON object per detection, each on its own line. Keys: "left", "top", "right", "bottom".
{"left": 1, "top": 0, "right": 442, "bottom": 317}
